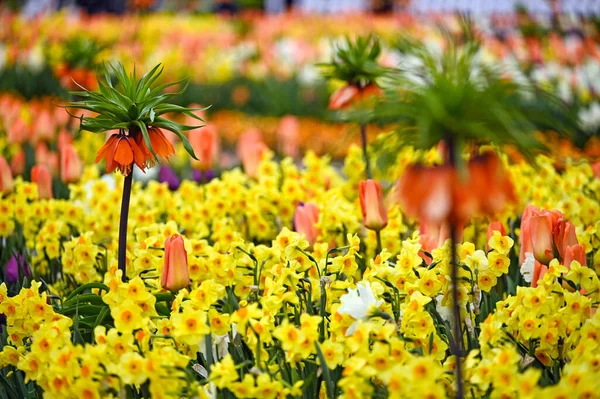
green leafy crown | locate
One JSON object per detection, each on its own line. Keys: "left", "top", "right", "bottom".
{"left": 65, "top": 63, "right": 206, "bottom": 160}
{"left": 319, "top": 35, "right": 389, "bottom": 87}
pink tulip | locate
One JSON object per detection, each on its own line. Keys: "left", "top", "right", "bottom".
{"left": 161, "top": 235, "right": 190, "bottom": 292}
{"left": 293, "top": 202, "right": 319, "bottom": 246}
{"left": 529, "top": 214, "right": 555, "bottom": 265}
{"left": 563, "top": 244, "right": 586, "bottom": 269}
{"left": 0, "top": 156, "right": 14, "bottom": 194}
{"left": 359, "top": 180, "right": 388, "bottom": 231}
{"left": 189, "top": 125, "right": 219, "bottom": 171}
{"left": 31, "top": 164, "right": 53, "bottom": 199}
{"left": 60, "top": 144, "right": 83, "bottom": 183}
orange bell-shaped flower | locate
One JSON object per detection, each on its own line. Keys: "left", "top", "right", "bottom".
{"left": 95, "top": 133, "right": 147, "bottom": 175}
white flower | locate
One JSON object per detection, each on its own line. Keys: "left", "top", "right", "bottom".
{"left": 338, "top": 282, "right": 382, "bottom": 336}
{"left": 520, "top": 252, "right": 535, "bottom": 283}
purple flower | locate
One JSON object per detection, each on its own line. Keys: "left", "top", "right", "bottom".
{"left": 5, "top": 254, "right": 30, "bottom": 284}
{"left": 159, "top": 166, "right": 180, "bottom": 191}
{"left": 192, "top": 169, "right": 215, "bottom": 184}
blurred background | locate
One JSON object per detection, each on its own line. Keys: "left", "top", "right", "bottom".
{"left": 1, "top": 0, "right": 599, "bottom": 170}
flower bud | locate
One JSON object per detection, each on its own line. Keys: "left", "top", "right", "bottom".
{"left": 359, "top": 180, "right": 388, "bottom": 231}
{"left": 10, "top": 150, "right": 25, "bottom": 177}
{"left": 529, "top": 214, "right": 554, "bottom": 265}
{"left": 31, "top": 164, "right": 53, "bottom": 199}
{"left": 161, "top": 235, "right": 190, "bottom": 292}
{"left": 552, "top": 219, "right": 578, "bottom": 261}
{"left": 60, "top": 143, "right": 83, "bottom": 183}
{"left": 293, "top": 202, "right": 319, "bottom": 246}
{"left": 190, "top": 125, "right": 219, "bottom": 171}
{"left": 563, "top": 244, "right": 586, "bottom": 269}
{"left": 0, "top": 156, "right": 14, "bottom": 194}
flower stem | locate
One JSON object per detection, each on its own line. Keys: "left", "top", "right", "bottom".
{"left": 360, "top": 123, "right": 371, "bottom": 179}
{"left": 446, "top": 136, "right": 465, "bottom": 398}
{"left": 118, "top": 171, "right": 133, "bottom": 281}
{"left": 449, "top": 223, "right": 465, "bottom": 398}
{"left": 375, "top": 229, "right": 382, "bottom": 255}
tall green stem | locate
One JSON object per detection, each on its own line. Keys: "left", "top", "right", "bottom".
{"left": 447, "top": 137, "right": 465, "bottom": 398}
{"left": 360, "top": 124, "right": 371, "bottom": 179}
{"left": 118, "top": 171, "right": 133, "bottom": 281}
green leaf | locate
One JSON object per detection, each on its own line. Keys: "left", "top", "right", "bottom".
{"left": 315, "top": 342, "right": 336, "bottom": 399}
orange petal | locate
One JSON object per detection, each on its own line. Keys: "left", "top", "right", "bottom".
{"left": 113, "top": 137, "right": 134, "bottom": 166}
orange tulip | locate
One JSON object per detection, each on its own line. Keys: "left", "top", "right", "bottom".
{"left": 161, "top": 235, "right": 190, "bottom": 292}
{"left": 240, "top": 140, "right": 268, "bottom": 179}
{"left": 519, "top": 205, "right": 539, "bottom": 264}
{"left": 277, "top": 115, "right": 300, "bottom": 159}
{"left": 189, "top": 125, "right": 219, "bottom": 171}
{"left": 359, "top": 180, "right": 388, "bottom": 231}
{"left": 35, "top": 142, "right": 59, "bottom": 176}
{"left": 563, "top": 244, "right": 586, "bottom": 269}
{"left": 0, "top": 156, "right": 14, "bottom": 194}
{"left": 31, "top": 164, "right": 53, "bottom": 199}
{"left": 135, "top": 127, "right": 175, "bottom": 167}
{"left": 7, "top": 118, "right": 29, "bottom": 144}
{"left": 552, "top": 219, "right": 578, "bottom": 261}
{"left": 95, "top": 133, "right": 147, "bottom": 175}
{"left": 293, "top": 202, "right": 319, "bottom": 246}
{"left": 529, "top": 214, "right": 555, "bottom": 265}
{"left": 60, "top": 144, "right": 83, "bottom": 183}
{"left": 10, "top": 150, "right": 25, "bottom": 177}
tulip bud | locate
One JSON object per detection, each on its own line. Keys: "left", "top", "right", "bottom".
{"left": 159, "top": 166, "right": 180, "bottom": 191}
{"left": 293, "top": 202, "right": 319, "bottom": 246}
{"left": 359, "top": 180, "right": 388, "bottom": 231}
{"left": 529, "top": 215, "right": 554, "bottom": 264}
{"left": 563, "top": 244, "right": 586, "bottom": 269}
{"left": 161, "top": 235, "right": 190, "bottom": 292}
{"left": 5, "top": 253, "right": 31, "bottom": 284}
{"left": 277, "top": 116, "right": 299, "bottom": 159}
{"left": 552, "top": 219, "right": 578, "bottom": 262}
{"left": 189, "top": 125, "right": 219, "bottom": 171}
{"left": 240, "top": 140, "right": 268, "bottom": 179}
{"left": 60, "top": 144, "right": 83, "bottom": 183}
{"left": 10, "top": 150, "right": 25, "bottom": 177}
{"left": 31, "top": 164, "right": 53, "bottom": 199}
{"left": 0, "top": 156, "right": 14, "bottom": 194}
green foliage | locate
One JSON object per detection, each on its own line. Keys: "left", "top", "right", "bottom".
{"left": 374, "top": 38, "right": 573, "bottom": 169}
{"left": 59, "top": 37, "right": 107, "bottom": 70}
{"left": 65, "top": 63, "right": 205, "bottom": 160}
{"left": 319, "top": 35, "right": 388, "bottom": 86}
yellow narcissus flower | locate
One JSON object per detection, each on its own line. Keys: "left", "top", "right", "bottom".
{"left": 171, "top": 306, "right": 210, "bottom": 348}
{"left": 111, "top": 300, "right": 145, "bottom": 334}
